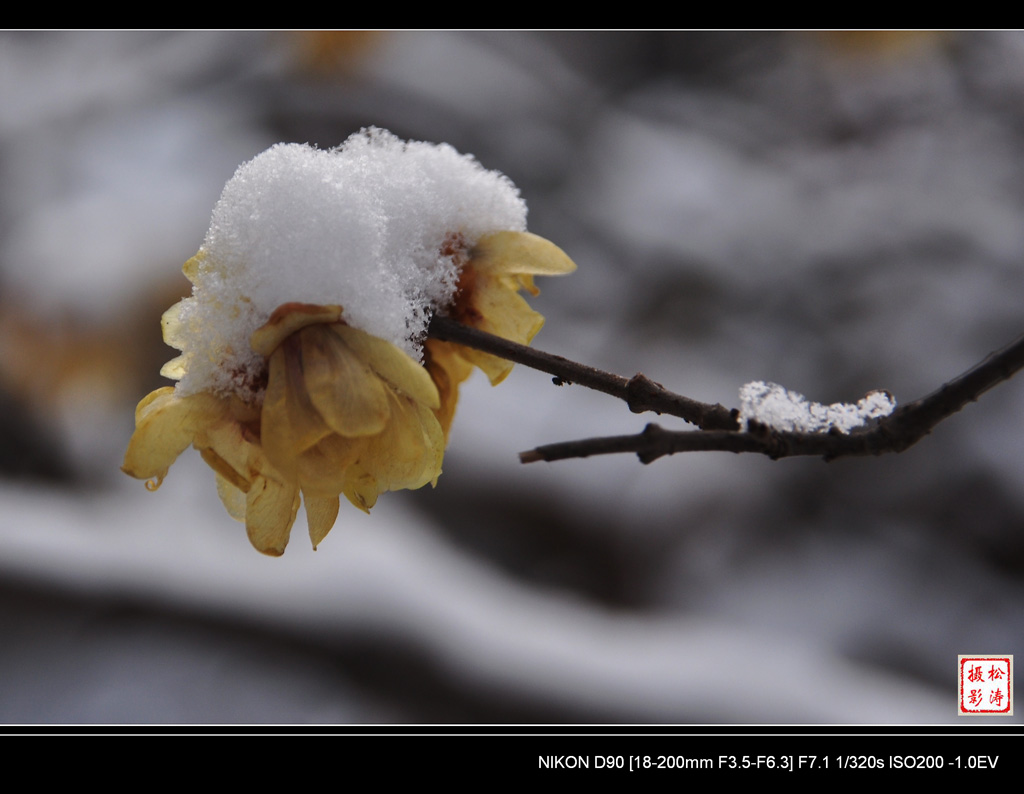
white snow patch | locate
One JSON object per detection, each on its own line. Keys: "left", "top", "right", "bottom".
{"left": 172, "top": 128, "right": 527, "bottom": 398}
{"left": 738, "top": 381, "right": 895, "bottom": 434}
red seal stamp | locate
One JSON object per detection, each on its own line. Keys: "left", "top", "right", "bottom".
{"left": 959, "top": 655, "right": 1012, "bottom": 716}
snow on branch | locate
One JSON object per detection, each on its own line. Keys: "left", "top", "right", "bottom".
{"left": 426, "top": 317, "right": 1024, "bottom": 466}
{"left": 737, "top": 381, "right": 896, "bottom": 435}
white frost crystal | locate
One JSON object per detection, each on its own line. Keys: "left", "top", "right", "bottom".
{"left": 169, "top": 128, "right": 527, "bottom": 399}
{"left": 738, "top": 381, "right": 896, "bottom": 434}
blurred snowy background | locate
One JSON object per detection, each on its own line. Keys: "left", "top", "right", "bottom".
{"left": 1, "top": 30, "right": 1022, "bottom": 723}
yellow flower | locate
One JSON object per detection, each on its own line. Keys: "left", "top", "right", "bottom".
{"left": 121, "top": 133, "right": 580, "bottom": 557}
{"left": 425, "top": 230, "right": 577, "bottom": 435}
{"left": 123, "top": 301, "right": 443, "bottom": 556}
{"left": 123, "top": 231, "right": 574, "bottom": 557}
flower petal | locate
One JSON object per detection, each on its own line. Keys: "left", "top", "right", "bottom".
{"left": 199, "top": 447, "right": 248, "bottom": 493}
{"left": 342, "top": 465, "right": 380, "bottom": 513}
{"left": 250, "top": 303, "right": 343, "bottom": 357}
{"left": 301, "top": 324, "right": 390, "bottom": 438}
{"left": 159, "top": 356, "right": 188, "bottom": 381}
{"left": 413, "top": 401, "right": 446, "bottom": 488}
{"left": 132, "top": 386, "right": 175, "bottom": 423}
{"left": 122, "top": 387, "right": 226, "bottom": 488}
{"left": 290, "top": 433, "right": 364, "bottom": 498}
{"left": 304, "top": 493, "right": 340, "bottom": 550}
{"left": 461, "top": 273, "right": 545, "bottom": 385}
{"left": 181, "top": 251, "right": 205, "bottom": 282}
{"left": 161, "top": 299, "right": 189, "bottom": 354}
{"left": 364, "top": 391, "right": 444, "bottom": 491}
{"left": 192, "top": 398, "right": 262, "bottom": 486}
{"left": 262, "top": 336, "right": 335, "bottom": 470}
{"left": 215, "top": 474, "right": 247, "bottom": 522}
{"left": 470, "top": 231, "right": 577, "bottom": 277}
{"left": 333, "top": 324, "right": 440, "bottom": 410}
{"left": 245, "top": 474, "right": 300, "bottom": 556}
{"left": 423, "top": 339, "right": 473, "bottom": 441}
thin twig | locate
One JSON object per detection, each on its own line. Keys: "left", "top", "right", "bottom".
{"left": 429, "top": 315, "right": 1024, "bottom": 465}
{"left": 520, "top": 332, "right": 1024, "bottom": 465}
{"left": 427, "top": 315, "right": 738, "bottom": 430}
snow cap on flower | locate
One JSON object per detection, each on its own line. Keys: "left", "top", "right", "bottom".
{"left": 125, "top": 129, "right": 576, "bottom": 556}
{"left": 168, "top": 128, "right": 527, "bottom": 401}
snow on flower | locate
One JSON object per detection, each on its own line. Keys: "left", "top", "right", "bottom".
{"left": 122, "top": 129, "right": 576, "bottom": 555}
{"left": 738, "top": 381, "right": 896, "bottom": 434}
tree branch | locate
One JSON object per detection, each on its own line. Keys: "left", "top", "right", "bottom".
{"left": 429, "top": 315, "right": 1024, "bottom": 466}
{"left": 427, "top": 315, "right": 738, "bottom": 430}
{"left": 519, "top": 331, "right": 1024, "bottom": 465}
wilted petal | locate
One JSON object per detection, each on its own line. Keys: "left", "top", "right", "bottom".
{"left": 245, "top": 475, "right": 300, "bottom": 556}
{"left": 304, "top": 493, "right": 340, "bottom": 549}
